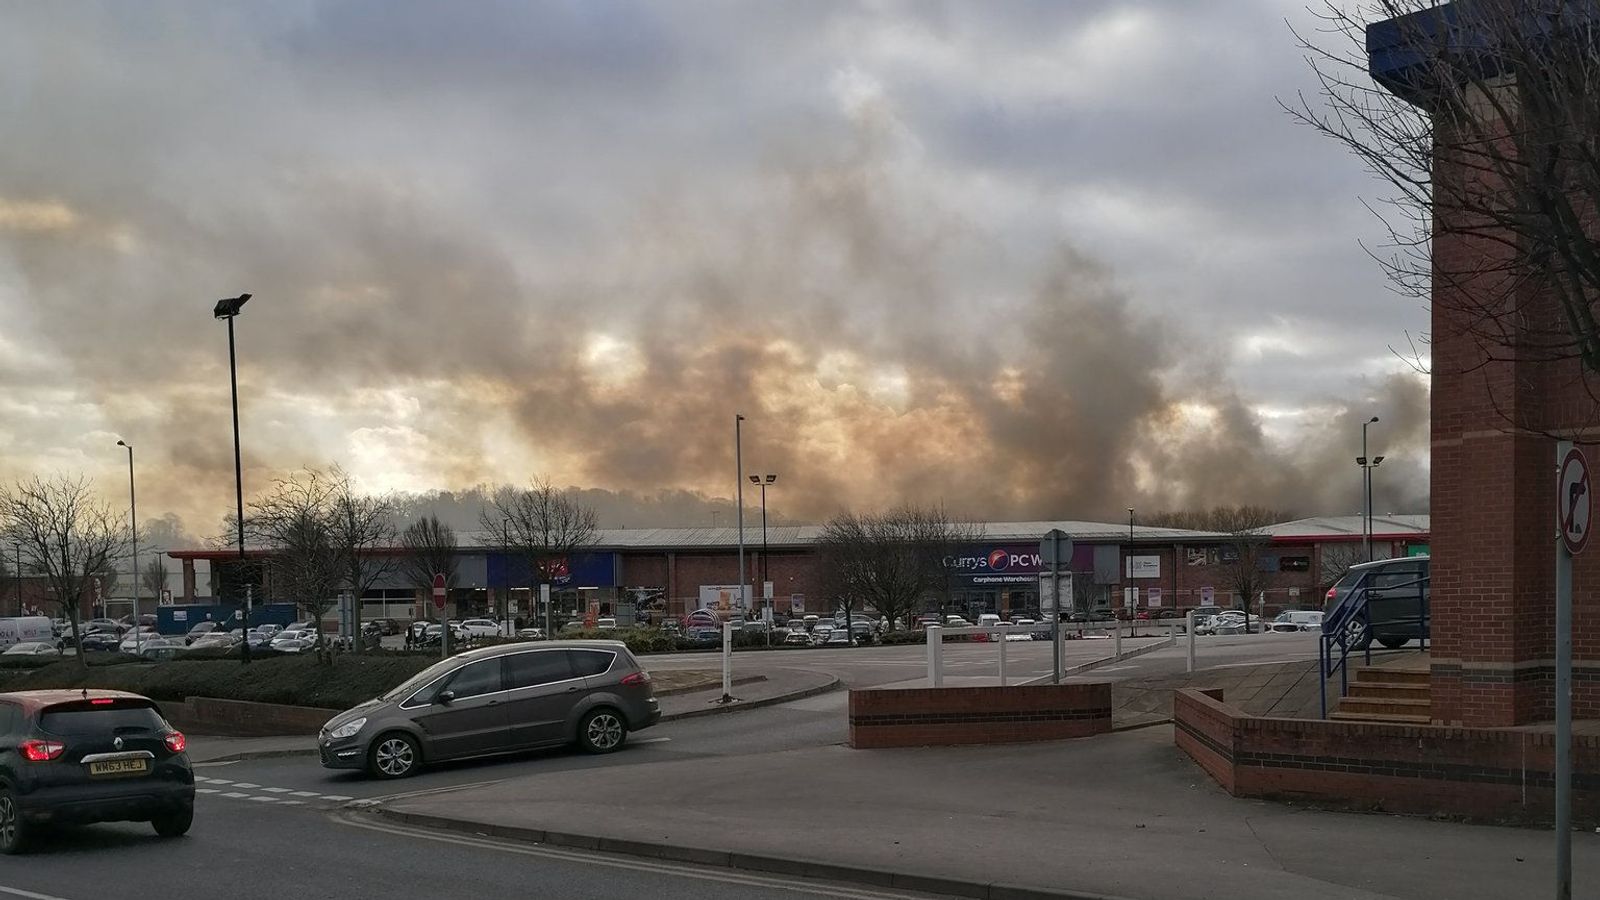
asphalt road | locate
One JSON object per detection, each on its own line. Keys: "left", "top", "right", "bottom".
{"left": 2, "top": 631, "right": 1323, "bottom": 900}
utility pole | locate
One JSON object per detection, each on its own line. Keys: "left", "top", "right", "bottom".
{"left": 735, "top": 414, "right": 747, "bottom": 616}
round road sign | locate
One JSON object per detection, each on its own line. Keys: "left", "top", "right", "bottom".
{"left": 1559, "top": 446, "right": 1591, "bottom": 555}
{"left": 431, "top": 573, "right": 447, "bottom": 610}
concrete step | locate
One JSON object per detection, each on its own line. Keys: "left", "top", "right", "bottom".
{"left": 1353, "top": 666, "right": 1430, "bottom": 686}
{"left": 1335, "top": 696, "right": 1430, "bottom": 717}
{"left": 1346, "top": 681, "right": 1432, "bottom": 700}
{"left": 1329, "top": 709, "right": 1432, "bottom": 725}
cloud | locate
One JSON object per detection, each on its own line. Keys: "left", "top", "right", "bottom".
{"left": 0, "top": 1, "right": 1429, "bottom": 534}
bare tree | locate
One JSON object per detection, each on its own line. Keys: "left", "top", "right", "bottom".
{"left": 1289, "top": 2, "right": 1600, "bottom": 427}
{"left": 328, "top": 470, "right": 397, "bottom": 654}
{"left": 911, "top": 507, "right": 986, "bottom": 623}
{"left": 400, "top": 514, "right": 458, "bottom": 601}
{"left": 248, "top": 470, "right": 344, "bottom": 657}
{"left": 1318, "top": 542, "right": 1368, "bottom": 595}
{"left": 0, "top": 476, "right": 129, "bottom": 667}
{"left": 484, "top": 478, "right": 598, "bottom": 633}
{"left": 141, "top": 554, "right": 170, "bottom": 604}
{"left": 1148, "top": 506, "right": 1289, "bottom": 632}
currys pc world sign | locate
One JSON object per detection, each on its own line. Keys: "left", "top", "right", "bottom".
{"left": 944, "top": 545, "right": 1047, "bottom": 585}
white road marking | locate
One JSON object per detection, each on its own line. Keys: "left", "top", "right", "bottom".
{"left": 632, "top": 737, "right": 672, "bottom": 745}
{"left": 232, "top": 782, "right": 260, "bottom": 789}
{"left": 261, "top": 787, "right": 293, "bottom": 793}
{"left": 0, "top": 884, "right": 76, "bottom": 900}
{"left": 221, "top": 792, "right": 249, "bottom": 799}
{"left": 247, "top": 796, "right": 279, "bottom": 803}
{"left": 201, "top": 778, "right": 233, "bottom": 785}
{"left": 195, "top": 788, "right": 220, "bottom": 794}
{"left": 191, "top": 760, "right": 241, "bottom": 768}
{"left": 289, "top": 791, "right": 320, "bottom": 798}
{"left": 339, "top": 814, "right": 934, "bottom": 900}
{"left": 319, "top": 795, "right": 353, "bottom": 802}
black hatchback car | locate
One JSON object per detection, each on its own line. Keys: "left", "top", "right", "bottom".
{"left": 1324, "top": 555, "right": 1431, "bottom": 650}
{"left": 0, "top": 690, "right": 195, "bottom": 853}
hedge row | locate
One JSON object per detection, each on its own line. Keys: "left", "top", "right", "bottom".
{"left": 0, "top": 654, "right": 437, "bottom": 711}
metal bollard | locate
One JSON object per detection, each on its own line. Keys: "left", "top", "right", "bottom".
{"left": 1186, "top": 610, "right": 1196, "bottom": 673}
{"left": 927, "top": 625, "right": 943, "bottom": 687}
{"left": 1114, "top": 620, "right": 1122, "bottom": 658}
{"left": 721, "top": 621, "right": 733, "bottom": 703}
{"left": 998, "top": 628, "right": 1007, "bottom": 686}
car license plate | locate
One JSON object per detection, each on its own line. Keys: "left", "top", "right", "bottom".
{"left": 88, "top": 758, "right": 149, "bottom": 777}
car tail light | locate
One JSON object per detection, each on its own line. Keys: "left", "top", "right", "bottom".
{"left": 620, "top": 671, "right": 651, "bottom": 686}
{"left": 90, "top": 698, "right": 115, "bottom": 705}
{"left": 19, "top": 739, "right": 66, "bottom": 762}
{"left": 1326, "top": 587, "right": 1337, "bottom": 603}
{"left": 164, "top": 731, "right": 187, "bottom": 754}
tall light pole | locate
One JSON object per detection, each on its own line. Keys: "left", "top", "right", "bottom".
{"left": 749, "top": 474, "right": 776, "bottom": 611}
{"left": 13, "top": 541, "right": 22, "bottom": 616}
{"left": 501, "top": 516, "right": 511, "bottom": 632}
{"left": 735, "top": 414, "right": 747, "bottom": 615}
{"left": 116, "top": 440, "right": 142, "bottom": 655}
{"left": 1127, "top": 508, "right": 1135, "bottom": 635}
{"left": 1358, "top": 416, "right": 1384, "bottom": 562}
{"left": 214, "top": 293, "right": 252, "bottom": 664}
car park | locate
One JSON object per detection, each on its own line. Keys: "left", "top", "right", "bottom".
{"left": 0, "top": 689, "right": 194, "bottom": 853}
{"left": 1188, "top": 606, "right": 1223, "bottom": 634}
{"left": 117, "top": 628, "right": 162, "bottom": 654}
{"left": 318, "top": 640, "right": 660, "bottom": 778}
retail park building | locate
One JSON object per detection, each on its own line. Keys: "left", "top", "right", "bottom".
{"left": 165, "top": 514, "right": 1428, "bottom": 624}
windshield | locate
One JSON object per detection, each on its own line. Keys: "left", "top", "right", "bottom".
{"left": 381, "top": 658, "right": 462, "bottom": 703}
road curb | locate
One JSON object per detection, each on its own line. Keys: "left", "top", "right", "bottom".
{"left": 189, "top": 746, "right": 320, "bottom": 764}
{"left": 659, "top": 672, "right": 840, "bottom": 722}
{"left": 367, "top": 806, "right": 1133, "bottom": 900}
{"left": 654, "top": 673, "right": 767, "bottom": 697}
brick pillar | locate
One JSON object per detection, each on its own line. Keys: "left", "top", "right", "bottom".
{"left": 181, "top": 559, "right": 197, "bottom": 602}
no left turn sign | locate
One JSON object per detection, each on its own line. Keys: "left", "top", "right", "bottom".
{"left": 1559, "top": 445, "right": 1591, "bottom": 555}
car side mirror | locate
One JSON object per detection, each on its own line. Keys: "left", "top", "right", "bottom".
{"left": 437, "top": 690, "right": 455, "bottom": 704}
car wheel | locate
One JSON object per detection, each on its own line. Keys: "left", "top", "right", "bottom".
{"left": 368, "top": 732, "right": 422, "bottom": 779}
{"left": 1378, "top": 636, "right": 1410, "bottom": 650}
{"left": 578, "top": 708, "right": 628, "bottom": 754}
{"left": 151, "top": 802, "right": 194, "bottom": 838}
{"left": 0, "top": 787, "right": 32, "bottom": 855}
{"left": 1344, "top": 619, "right": 1371, "bottom": 650}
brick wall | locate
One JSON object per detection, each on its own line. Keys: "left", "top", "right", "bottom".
{"left": 1175, "top": 688, "right": 1600, "bottom": 824}
{"left": 159, "top": 697, "right": 338, "bottom": 736}
{"left": 848, "top": 683, "right": 1111, "bottom": 749}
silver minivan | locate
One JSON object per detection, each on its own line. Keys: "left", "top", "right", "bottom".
{"left": 318, "top": 640, "right": 660, "bottom": 778}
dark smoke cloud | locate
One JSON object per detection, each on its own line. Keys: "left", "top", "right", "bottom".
{"left": 0, "top": 2, "right": 1429, "bottom": 536}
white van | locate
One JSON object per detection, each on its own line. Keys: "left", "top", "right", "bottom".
{"left": 0, "top": 617, "right": 55, "bottom": 649}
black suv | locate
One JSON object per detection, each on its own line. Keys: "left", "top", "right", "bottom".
{"left": 0, "top": 690, "right": 195, "bottom": 853}
{"left": 1324, "top": 555, "right": 1431, "bottom": 650}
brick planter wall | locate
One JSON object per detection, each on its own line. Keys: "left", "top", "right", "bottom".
{"left": 159, "top": 697, "right": 339, "bottom": 736}
{"left": 848, "top": 684, "right": 1111, "bottom": 749}
{"left": 1175, "top": 688, "right": 1600, "bottom": 825}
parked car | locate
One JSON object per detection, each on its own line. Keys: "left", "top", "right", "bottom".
{"left": 1271, "top": 611, "right": 1324, "bottom": 633}
{"left": 1324, "top": 556, "right": 1430, "bottom": 650}
{"left": 1005, "top": 619, "right": 1037, "bottom": 642}
{"left": 458, "top": 619, "right": 502, "bottom": 640}
{"left": 516, "top": 627, "right": 548, "bottom": 641}
{"left": 78, "top": 632, "right": 123, "bottom": 653}
{"left": 1, "top": 642, "right": 62, "bottom": 658}
{"left": 136, "top": 642, "right": 185, "bottom": 661}
{"left": 188, "top": 633, "right": 241, "bottom": 651}
{"left": 369, "top": 618, "right": 399, "bottom": 636}
{"left": 783, "top": 629, "right": 811, "bottom": 646}
{"left": 1188, "top": 606, "right": 1223, "bottom": 634}
{"left": 117, "top": 628, "right": 162, "bottom": 654}
{"left": 185, "top": 621, "right": 219, "bottom": 644}
{"left": 685, "top": 627, "right": 721, "bottom": 646}
{"left": 0, "top": 689, "right": 193, "bottom": 853}
{"left": 317, "top": 640, "right": 661, "bottom": 778}
{"left": 83, "top": 618, "right": 125, "bottom": 636}
{"left": 823, "top": 628, "right": 852, "bottom": 646}
{"left": 1210, "top": 611, "right": 1261, "bottom": 635}
{"left": 595, "top": 617, "right": 618, "bottom": 631}
{"left": 272, "top": 638, "right": 314, "bottom": 654}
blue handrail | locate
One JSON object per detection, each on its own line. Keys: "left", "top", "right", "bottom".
{"left": 1318, "top": 572, "right": 1430, "bottom": 718}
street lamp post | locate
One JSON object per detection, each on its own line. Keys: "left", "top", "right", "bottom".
{"left": 501, "top": 516, "right": 512, "bottom": 634}
{"left": 748, "top": 474, "right": 776, "bottom": 613}
{"left": 735, "top": 415, "right": 747, "bottom": 615}
{"left": 214, "top": 293, "right": 252, "bottom": 663}
{"left": 116, "top": 440, "right": 141, "bottom": 655}
{"left": 13, "top": 542, "right": 22, "bottom": 616}
{"left": 1358, "top": 417, "right": 1384, "bottom": 562}
{"left": 1127, "top": 508, "right": 1135, "bottom": 637}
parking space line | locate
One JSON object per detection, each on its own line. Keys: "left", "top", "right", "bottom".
{"left": 195, "top": 788, "right": 220, "bottom": 794}
{"left": 221, "top": 792, "right": 249, "bottom": 799}
{"left": 232, "top": 782, "right": 260, "bottom": 789}
{"left": 289, "top": 791, "right": 320, "bottom": 798}
{"left": 247, "top": 796, "right": 279, "bottom": 803}
{"left": 261, "top": 787, "right": 293, "bottom": 793}
{"left": 0, "top": 883, "right": 75, "bottom": 900}
{"left": 320, "top": 794, "right": 353, "bottom": 802}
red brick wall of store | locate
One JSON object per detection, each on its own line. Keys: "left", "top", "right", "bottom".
{"left": 619, "top": 550, "right": 824, "bottom": 617}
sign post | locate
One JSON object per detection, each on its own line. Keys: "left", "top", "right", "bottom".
{"left": 1040, "top": 529, "right": 1074, "bottom": 684}
{"left": 1556, "top": 441, "right": 1588, "bottom": 900}
{"left": 432, "top": 573, "right": 448, "bottom": 659}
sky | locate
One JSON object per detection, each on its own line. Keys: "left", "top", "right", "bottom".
{"left": 0, "top": 1, "right": 1430, "bottom": 544}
